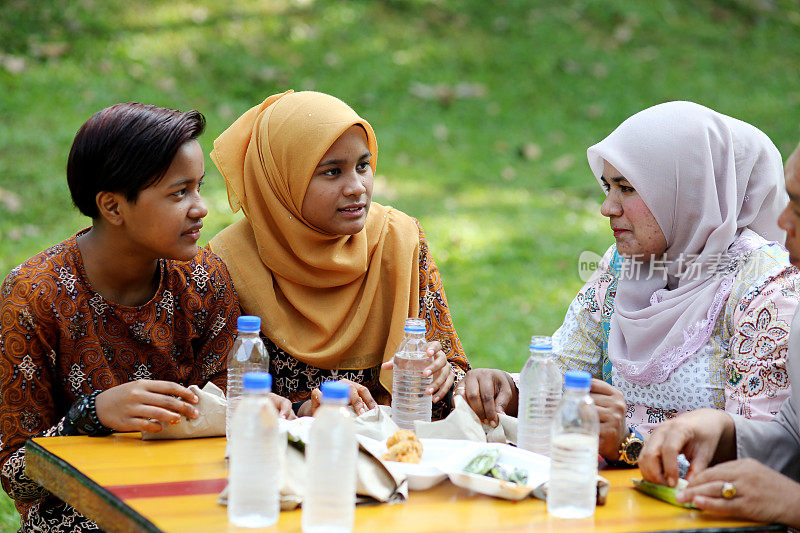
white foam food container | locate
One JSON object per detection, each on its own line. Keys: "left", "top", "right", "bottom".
{"left": 446, "top": 442, "right": 551, "bottom": 500}
{"left": 358, "top": 436, "right": 550, "bottom": 499}
{"left": 357, "top": 436, "right": 479, "bottom": 490}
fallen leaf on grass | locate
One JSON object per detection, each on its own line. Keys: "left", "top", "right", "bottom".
{"left": 372, "top": 176, "right": 397, "bottom": 202}
{"left": 518, "top": 143, "right": 541, "bottom": 161}
{"left": 433, "top": 124, "right": 449, "bottom": 141}
{"left": 494, "top": 141, "right": 509, "bottom": 154}
{"left": 30, "top": 42, "right": 70, "bottom": 59}
{"left": 636, "top": 47, "right": 659, "bottom": 61}
{"left": 255, "top": 66, "right": 281, "bottom": 83}
{"left": 614, "top": 24, "right": 634, "bottom": 44}
{"left": 493, "top": 17, "right": 509, "bottom": 32}
{"left": 190, "top": 7, "right": 209, "bottom": 23}
{"left": 98, "top": 60, "right": 113, "bottom": 74}
{"left": 324, "top": 53, "right": 340, "bottom": 67}
{"left": 179, "top": 49, "right": 198, "bottom": 68}
{"left": 7, "top": 225, "right": 40, "bottom": 242}
{"left": 0, "top": 188, "right": 21, "bottom": 213}
{"left": 1, "top": 55, "right": 27, "bottom": 74}
{"left": 409, "top": 82, "right": 487, "bottom": 107}
{"left": 552, "top": 154, "right": 576, "bottom": 173}
{"left": 156, "top": 77, "right": 177, "bottom": 92}
{"left": 128, "top": 64, "right": 146, "bottom": 79}
{"left": 591, "top": 63, "right": 609, "bottom": 79}
{"left": 586, "top": 103, "right": 604, "bottom": 118}
{"left": 216, "top": 104, "right": 235, "bottom": 121}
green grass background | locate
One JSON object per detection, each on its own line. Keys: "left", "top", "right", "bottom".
{"left": 1, "top": 0, "right": 799, "bottom": 528}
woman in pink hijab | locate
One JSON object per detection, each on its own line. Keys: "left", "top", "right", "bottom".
{"left": 460, "top": 101, "right": 800, "bottom": 466}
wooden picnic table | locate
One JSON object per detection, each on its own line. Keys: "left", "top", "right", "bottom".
{"left": 25, "top": 433, "right": 784, "bottom": 533}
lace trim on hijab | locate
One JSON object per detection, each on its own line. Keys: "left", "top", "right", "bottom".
{"left": 613, "top": 276, "right": 735, "bottom": 385}
{"left": 612, "top": 240, "right": 760, "bottom": 385}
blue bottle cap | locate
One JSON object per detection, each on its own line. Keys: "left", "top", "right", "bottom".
{"left": 564, "top": 370, "right": 591, "bottom": 389}
{"left": 403, "top": 317, "right": 426, "bottom": 334}
{"left": 243, "top": 371, "right": 272, "bottom": 391}
{"left": 320, "top": 380, "right": 350, "bottom": 401}
{"left": 529, "top": 335, "right": 552, "bottom": 351}
{"left": 237, "top": 315, "right": 261, "bottom": 333}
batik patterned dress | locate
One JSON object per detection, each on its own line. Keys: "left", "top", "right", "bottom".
{"left": 0, "top": 232, "right": 240, "bottom": 531}
{"left": 552, "top": 237, "right": 800, "bottom": 436}
{"left": 268, "top": 221, "right": 470, "bottom": 419}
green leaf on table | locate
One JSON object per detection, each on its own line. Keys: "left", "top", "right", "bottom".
{"left": 463, "top": 448, "right": 499, "bottom": 475}
{"left": 632, "top": 478, "right": 697, "bottom": 509}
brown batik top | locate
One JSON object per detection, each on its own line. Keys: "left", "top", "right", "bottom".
{"left": 0, "top": 232, "right": 240, "bottom": 530}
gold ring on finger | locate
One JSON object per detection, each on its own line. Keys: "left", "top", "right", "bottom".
{"left": 721, "top": 482, "right": 736, "bottom": 499}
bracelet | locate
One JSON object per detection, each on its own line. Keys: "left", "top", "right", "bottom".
{"left": 451, "top": 365, "right": 466, "bottom": 392}
{"left": 67, "top": 391, "right": 113, "bottom": 437}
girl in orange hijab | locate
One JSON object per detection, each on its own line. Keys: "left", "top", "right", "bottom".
{"left": 209, "top": 90, "right": 470, "bottom": 417}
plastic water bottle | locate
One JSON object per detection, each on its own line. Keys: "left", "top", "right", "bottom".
{"left": 391, "top": 317, "right": 432, "bottom": 430}
{"left": 517, "top": 335, "right": 563, "bottom": 456}
{"left": 303, "top": 381, "right": 358, "bottom": 533}
{"left": 547, "top": 370, "right": 599, "bottom": 519}
{"left": 226, "top": 315, "right": 269, "bottom": 441}
{"left": 228, "top": 372, "right": 281, "bottom": 527}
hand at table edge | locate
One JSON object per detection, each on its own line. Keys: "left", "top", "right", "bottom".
{"left": 301, "top": 378, "right": 379, "bottom": 417}
{"left": 96, "top": 379, "right": 199, "bottom": 433}
{"left": 676, "top": 458, "right": 800, "bottom": 528}
{"left": 590, "top": 379, "right": 630, "bottom": 461}
{"left": 639, "top": 408, "right": 736, "bottom": 487}
{"left": 458, "top": 368, "right": 518, "bottom": 427}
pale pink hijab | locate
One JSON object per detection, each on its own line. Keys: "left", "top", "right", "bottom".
{"left": 587, "top": 101, "right": 787, "bottom": 385}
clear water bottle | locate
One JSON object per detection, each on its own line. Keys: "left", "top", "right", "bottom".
{"left": 391, "top": 317, "right": 432, "bottom": 430}
{"left": 517, "top": 335, "right": 563, "bottom": 456}
{"left": 226, "top": 315, "right": 269, "bottom": 441}
{"left": 228, "top": 372, "right": 281, "bottom": 527}
{"left": 303, "top": 381, "right": 358, "bottom": 533}
{"left": 547, "top": 370, "right": 599, "bottom": 519}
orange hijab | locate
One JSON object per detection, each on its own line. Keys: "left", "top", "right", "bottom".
{"left": 209, "top": 91, "right": 420, "bottom": 379}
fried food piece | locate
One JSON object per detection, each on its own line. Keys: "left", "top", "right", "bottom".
{"left": 386, "top": 429, "right": 417, "bottom": 448}
{"left": 382, "top": 430, "right": 423, "bottom": 463}
{"left": 382, "top": 440, "right": 423, "bottom": 463}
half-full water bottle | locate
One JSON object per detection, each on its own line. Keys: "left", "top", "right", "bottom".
{"left": 228, "top": 372, "right": 281, "bottom": 527}
{"left": 547, "top": 370, "right": 599, "bottom": 519}
{"left": 517, "top": 335, "right": 563, "bottom": 456}
{"left": 303, "top": 381, "right": 358, "bottom": 533}
{"left": 226, "top": 315, "right": 269, "bottom": 441}
{"left": 391, "top": 317, "right": 432, "bottom": 430}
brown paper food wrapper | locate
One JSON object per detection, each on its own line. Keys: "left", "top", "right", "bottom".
{"left": 141, "top": 382, "right": 226, "bottom": 440}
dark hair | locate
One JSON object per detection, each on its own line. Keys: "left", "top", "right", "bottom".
{"left": 67, "top": 102, "right": 206, "bottom": 218}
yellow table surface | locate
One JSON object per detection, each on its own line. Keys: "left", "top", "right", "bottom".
{"left": 25, "top": 433, "right": 783, "bottom": 533}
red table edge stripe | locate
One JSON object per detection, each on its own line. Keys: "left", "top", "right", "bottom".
{"left": 107, "top": 478, "right": 228, "bottom": 499}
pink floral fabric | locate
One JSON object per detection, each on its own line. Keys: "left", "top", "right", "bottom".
{"left": 552, "top": 241, "right": 800, "bottom": 436}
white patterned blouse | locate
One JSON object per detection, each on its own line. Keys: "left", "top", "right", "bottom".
{"left": 551, "top": 236, "right": 800, "bottom": 436}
